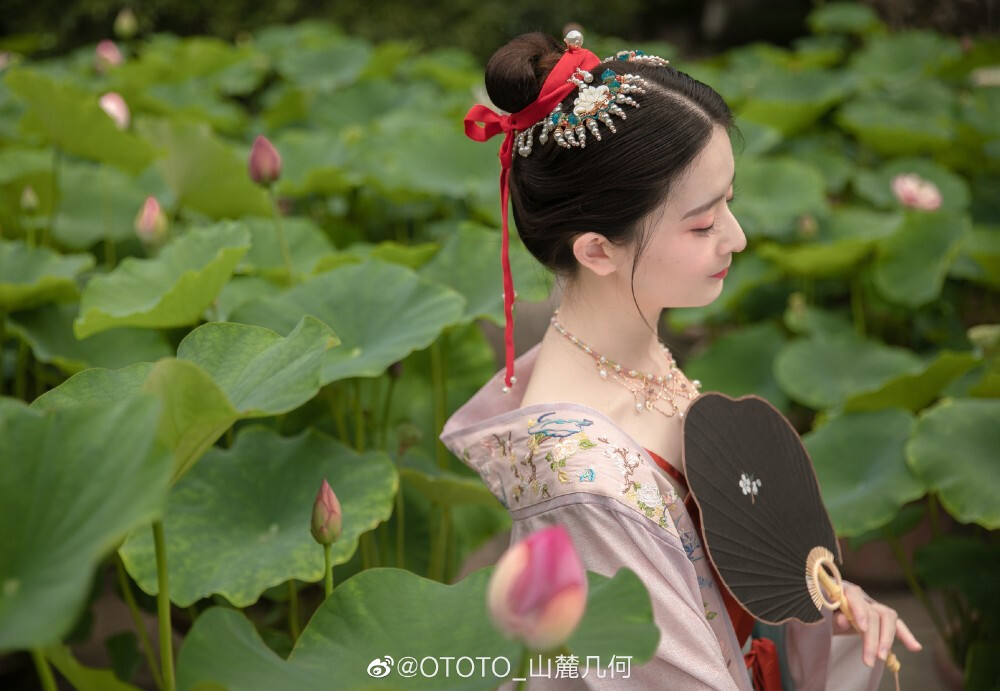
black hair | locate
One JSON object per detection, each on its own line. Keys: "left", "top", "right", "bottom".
{"left": 484, "top": 32, "right": 739, "bottom": 328}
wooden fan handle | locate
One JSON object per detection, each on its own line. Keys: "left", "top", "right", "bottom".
{"left": 817, "top": 568, "right": 901, "bottom": 675}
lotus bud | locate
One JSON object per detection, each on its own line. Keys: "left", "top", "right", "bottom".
{"left": 487, "top": 525, "right": 587, "bottom": 651}
{"left": 99, "top": 92, "right": 130, "bottom": 130}
{"left": 891, "top": 173, "right": 942, "bottom": 211}
{"left": 134, "top": 196, "right": 168, "bottom": 244}
{"left": 248, "top": 135, "right": 281, "bottom": 186}
{"left": 94, "top": 40, "right": 123, "bottom": 74}
{"left": 114, "top": 8, "right": 139, "bottom": 39}
{"left": 796, "top": 214, "right": 818, "bottom": 240}
{"left": 311, "top": 479, "right": 342, "bottom": 545}
{"left": 20, "top": 185, "right": 39, "bottom": 213}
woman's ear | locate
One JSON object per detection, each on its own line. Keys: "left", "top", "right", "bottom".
{"left": 572, "top": 232, "right": 623, "bottom": 277}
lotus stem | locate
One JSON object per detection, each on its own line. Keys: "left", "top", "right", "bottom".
{"left": 152, "top": 520, "right": 176, "bottom": 691}
{"left": 324, "top": 544, "right": 334, "bottom": 597}
{"left": 430, "top": 337, "right": 448, "bottom": 470}
{"left": 100, "top": 164, "right": 116, "bottom": 269}
{"left": 395, "top": 486, "right": 406, "bottom": 569}
{"left": 353, "top": 378, "right": 365, "bottom": 452}
{"left": 115, "top": 553, "right": 164, "bottom": 690}
{"left": 514, "top": 646, "right": 530, "bottom": 691}
{"left": 850, "top": 274, "right": 866, "bottom": 339}
{"left": 267, "top": 186, "right": 295, "bottom": 286}
{"left": 885, "top": 533, "right": 952, "bottom": 658}
{"left": 15, "top": 338, "right": 29, "bottom": 401}
{"left": 0, "top": 312, "right": 6, "bottom": 396}
{"left": 30, "top": 649, "right": 57, "bottom": 691}
{"left": 428, "top": 504, "right": 450, "bottom": 582}
{"left": 288, "top": 580, "right": 300, "bottom": 642}
{"left": 380, "top": 375, "right": 396, "bottom": 450}
{"left": 43, "top": 148, "right": 62, "bottom": 247}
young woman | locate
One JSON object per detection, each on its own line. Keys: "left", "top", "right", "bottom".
{"left": 444, "top": 30, "right": 922, "bottom": 689}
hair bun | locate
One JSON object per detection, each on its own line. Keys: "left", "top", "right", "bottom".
{"left": 484, "top": 32, "right": 564, "bottom": 114}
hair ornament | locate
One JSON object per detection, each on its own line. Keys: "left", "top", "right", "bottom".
{"left": 515, "top": 45, "right": 669, "bottom": 157}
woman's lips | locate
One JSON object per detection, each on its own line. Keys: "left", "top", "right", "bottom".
{"left": 711, "top": 267, "right": 729, "bottom": 278}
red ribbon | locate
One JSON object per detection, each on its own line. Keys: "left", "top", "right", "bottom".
{"left": 463, "top": 45, "right": 601, "bottom": 388}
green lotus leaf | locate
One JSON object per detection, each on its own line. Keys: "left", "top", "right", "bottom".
{"left": 757, "top": 237, "right": 873, "bottom": 277}
{"left": 852, "top": 157, "right": 970, "bottom": 213}
{"left": 400, "top": 451, "right": 502, "bottom": 509}
{"left": 732, "top": 117, "right": 782, "bottom": 157}
{"left": 74, "top": 222, "right": 251, "bottom": 338}
{"left": 847, "top": 31, "right": 961, "bottom": 86}
{"left": 0, "top": 146, "right": 52, "bottom": 185}
{"left": 777, "top": 135, "right": 856, "bottom": 194}
{"left": 683, "top": 322, "right": 789, "bottom": 412}
{"left": 272, "top": 36, "right": 372, "bottom": 91}
{"left": 136, "top": 118, "right": 271, "bottom": 219}
{"left": 774, "top": 336, "right": 923, "bottom": 410}
{"left": 948, "top": 224, "right": 1000, "bottom": 290}
{"left": 907, "top": 398, "right": 1000, "bottom": 529}
{"left": 120, "top": 425, "right": 397, "bottom": 607}
{"left": 804, "top": 409, "right": 924, "bottom": 536}
{"left": 177, "top": 566, "right": 655, "bottom": 690}
{"left": 237, "top": 216, "right": 335, "bottom": 282}
{"left": 913, "top": 536, "right": 1000, "bottom": 611}
{"left": 347, "top": 240, "right": 440, "bottom": 270}
{"left": 0, "top": 240, "right": 94, "bottom": 313}
{"left": 52, "top": 160, "right": 172, "bottom": 250}
{"left": 207, "top": 275, "right": 282, "bottom": 322}
{"left": 420, "top": 222, "right": 552, "bottom": 326}
{"left": 739, "top": 69, "right": 856, "bottom": 135}
{"left": 729, "top": 157, "right": 827, "bottom": 238}
{"left": 42, "top": 644, "right": 141, "bottom": 691}
{"left": 835, "top": 81, "right": 956, "bottom": 156}
{"left": 843, "top": 351, "right": 981, "bottom": 413}
{"left": 807, "top": 2, "right": 884, "bottom": 35}
{"left": 271, "top": 128, "right": 358, "bottom": 197}
{"left": 823, "top": 205, "right": 903, "bottom": 242}
{"left": 114, "top": 35, "right": 267, "bottom": 95}
{"left": 30, "top": 362, "right": 155, "bottom": 411}
{"left": 782, "top": 303, "right": 855, "bottom": 340}
{"left": 231, "top": 260, "right": 465, "bottom": 383}
{"left": 873, "top": 210, "right": 969, "bottom": 308}
{"left": 0, "top": 394, "right": 171, "bottom": 651}
{"left": 6, "top": 303, "right": 171, "bottom": 375}
{"left": 176, "top": 315, "right": 338, "bottom": 416}
{"left": 4, "top": 69, "right": 154, "bottom": 174}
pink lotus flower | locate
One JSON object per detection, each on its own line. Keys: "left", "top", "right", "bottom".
{"left": 99, "top": 92, "right": 130, "bottom": 130}
{"left": 311, "top": 479, "right": 342, "bottom": 545}
{"left": 891, "top": 173, "right": 942, "bottom": 211}
{"left": 94, "top": 40, "right": 123, "bottom": 74}
{"left": 487, "top": 525, "right": 588, "bottom": 651}
{"left": 248, "top": 135, "right": 281, "bottom": 186}
{"left": 134, "top": 196, "right": 168, "bottom": 244}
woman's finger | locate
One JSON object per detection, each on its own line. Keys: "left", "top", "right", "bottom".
{"left": 843, "top": 584, "right": 868, "bottom": 632}
{"left": 896, "top": 618, "right": 923, "bottom": 652}
{"left": 876, "top": 607, "right": 899, "bottom": 661}
{"left": 864, "top": 607, "right": 880, "bottom": 666}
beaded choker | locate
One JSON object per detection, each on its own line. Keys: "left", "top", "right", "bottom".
{"left": 549, "top": 310, "right": 702, "bottom": 418}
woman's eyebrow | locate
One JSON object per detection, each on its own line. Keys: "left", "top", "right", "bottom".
{"left": 680, "top": 171, "right": 737, "bottom": 219}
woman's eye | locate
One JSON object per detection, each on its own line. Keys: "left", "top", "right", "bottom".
{"left": 694, "top": 195, "right": 736, "bottom": 235}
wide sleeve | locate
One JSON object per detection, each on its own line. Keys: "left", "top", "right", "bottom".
{"left": 503, "top": 495, "right": 747, "bottom": 691}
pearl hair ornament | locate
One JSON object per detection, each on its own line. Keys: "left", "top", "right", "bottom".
{"left": 514, "top": 33, "right": 670, "bottom": 158}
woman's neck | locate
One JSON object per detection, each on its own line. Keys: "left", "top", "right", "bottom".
{"left": 552, "top": 279, "right": 670, "bottom": 376}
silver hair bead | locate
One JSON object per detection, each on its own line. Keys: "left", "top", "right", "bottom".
{"left": 564, "top": 30, "right": 584, "bottom": 49}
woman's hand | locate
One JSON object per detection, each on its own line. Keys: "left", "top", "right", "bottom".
{"left": 831, "top": 583, "right": 923, "bottom": 667}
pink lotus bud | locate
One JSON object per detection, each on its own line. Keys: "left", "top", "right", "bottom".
{"left": 99, "top": 92, "right": 130, "bottom": 130}
{"left": 248, "top": 135, "right": 281, "bottom": 186}
{"left": 487, "top": 525, "right": 587, "bottom": 651}
{"left": 20, "top": 185, "right": 39, "bottom": 213}
{"left": 94, "top": 40, "right": 123, "bottom": 74}
{"left": 311, "top": 479, "right": 342, "bottom": 545}
{"left": 891, "top": 174, "right": 942, "bottom": 211}
{"left": 134, "top": 196, "right": 168, "bottom": 244}
{"left": 114, "top": 8, "right": 139, "bottom": 39}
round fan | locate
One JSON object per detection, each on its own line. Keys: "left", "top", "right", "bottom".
{"left": 680, "top": 392, "right": 901, "bottom": 679}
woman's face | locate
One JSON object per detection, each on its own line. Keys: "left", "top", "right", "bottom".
{"left": 629, "top": 124, "right": 746, "bottom": 310}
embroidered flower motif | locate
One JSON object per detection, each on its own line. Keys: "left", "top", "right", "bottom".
{"left": 739, "top": 472, "right": 762, "bottom": 505}
{"left": 637, "top": 482, "right": 663, "bottom": 510}
{"left": 578, "top": 466, "right": 596, "bottom": 482}
{"left": 527, "top": 412, "right": 593, "bottom": 438}
{"left": 703, "top": 601, "right": 718, "bottom": 620}
{"left": 573, "top": 84, "right": 611, "bottom": 116}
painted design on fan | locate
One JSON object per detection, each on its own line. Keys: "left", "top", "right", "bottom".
{"left": 739, "top": 472, "right": 762, "bottom": 504}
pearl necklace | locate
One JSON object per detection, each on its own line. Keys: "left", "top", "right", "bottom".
{"left": 550, "top": 310, "right": 702, "bottom": 418}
